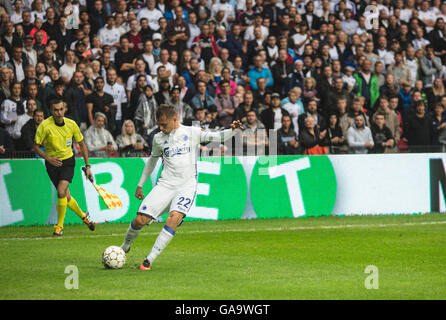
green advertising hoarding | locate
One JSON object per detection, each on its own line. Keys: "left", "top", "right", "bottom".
{"left": 0, "top": 156, "right": 337, "bottom": 227}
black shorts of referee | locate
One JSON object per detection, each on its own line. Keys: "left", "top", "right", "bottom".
{"left": 45, "top": 156, "right": 76, "bottom": 187}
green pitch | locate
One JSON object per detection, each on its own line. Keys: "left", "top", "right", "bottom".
{"left": 1, "top": 213, "right": 446, "bottom": 300}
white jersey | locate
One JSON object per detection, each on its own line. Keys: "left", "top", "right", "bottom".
{"left": 139, "top": 125, "right": 237, "bottom": 188}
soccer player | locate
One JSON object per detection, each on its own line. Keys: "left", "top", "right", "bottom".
{"left": 120, "top": 105, "right": 242, "bottom": 270}
{"left": 33, "top": 98, "right": 96, "bottom": 236}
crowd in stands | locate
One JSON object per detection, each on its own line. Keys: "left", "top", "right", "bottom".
{"left": 1, "top": 0, "right": 446, "bottom": 158}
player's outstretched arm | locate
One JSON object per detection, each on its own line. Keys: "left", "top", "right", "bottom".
{"left": 200, "top": 121, "right": 243, "bottom": 144}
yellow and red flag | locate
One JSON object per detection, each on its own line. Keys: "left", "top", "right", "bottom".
{"left": 92, "top": 182, "right": 123, "bottom": 209}
{"left": 82, "top": 166, "right": 123, "bottom": 209}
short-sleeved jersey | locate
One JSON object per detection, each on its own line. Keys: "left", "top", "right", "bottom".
{"left": 35, "top": 116, "right": 83, "bottom": 160}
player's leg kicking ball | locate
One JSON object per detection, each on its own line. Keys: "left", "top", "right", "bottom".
{"left": 120, "top": 184, "right": 193, "bottom": 271}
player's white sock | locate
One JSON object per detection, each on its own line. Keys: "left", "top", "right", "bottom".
{"left": 121, "top": 220, "right": 142, "bottom": 252}
{"left": 146, "top": 225, "right": 175, "bottom": 264}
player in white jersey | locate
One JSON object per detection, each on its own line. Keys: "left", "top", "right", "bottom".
{"left": 120, "top": 105, "right": 242, "bottom": 271}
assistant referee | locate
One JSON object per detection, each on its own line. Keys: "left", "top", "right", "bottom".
{"left": 34, "top": 98, "right": 96, "bottom": 236}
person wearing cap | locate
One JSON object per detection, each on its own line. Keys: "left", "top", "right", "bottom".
{"left": 260, "top": 92, "right": 290, "bottom": 132}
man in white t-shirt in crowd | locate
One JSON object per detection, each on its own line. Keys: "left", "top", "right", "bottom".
{"left": 136, "top": 0, "right": 163, "bottom": 32}
{"left": 59, "top": 50, "right": 77, "bottom": 85}
{"left": 151, "top": 49, "right": 176, "bottom": 85}
{"left": 104, "top": 68, "right": 127, "bottom": 135}
{"left": 418, "top": 0, "right": 436, "bottom": 33}
{"left": 98, "top": 15, "right": 121, "bottom": 59}
{"left": 211, "top": 0, "right": 236, "bottom": 26}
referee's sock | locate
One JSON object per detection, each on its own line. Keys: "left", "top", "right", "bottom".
{"left": 67, "top": 197, "right": 86, "bottom": 219}
{"left": 57, "top": 197, "right": 68, "bottom": 228}
{"left": 146, "top": 225, "right": 175, "bottom": 264}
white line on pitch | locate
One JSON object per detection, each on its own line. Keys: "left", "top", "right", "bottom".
{"left": 1, "top": 220, "right": 446, "bottom": 241}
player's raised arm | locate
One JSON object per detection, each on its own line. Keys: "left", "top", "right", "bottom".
{"left": 199, "top": 120, "right": 243, "bottom": 144}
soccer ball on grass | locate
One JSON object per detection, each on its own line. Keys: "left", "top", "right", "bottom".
{"left": 102, "top": 246, "right": 126, "bottom": 269}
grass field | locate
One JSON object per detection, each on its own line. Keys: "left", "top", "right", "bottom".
{"left": 1, "top": 213, "right": 446, "bottom": 300}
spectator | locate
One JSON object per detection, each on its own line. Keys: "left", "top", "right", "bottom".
{"left": 282, "top": 87, "right": 304, "bottom": 132}
{"left": 216, "top": 67, "right": 237, "bottom": 96}
{"left": 248, "top": 54, "right": 273, "bottom": 91}
{"left": 234, "top": 90, "right": 257, "bottom": 123}
{"left": 420, "top": 45, "right": 443, "bottom": 92}
{"left": 136, "top": 0, "right": 163, "bottom": 32}
{"left": 189, "top": 78, "right": 213, "bottom": 108}
{"left": 1, "top": 82, "right": 25, "bottom": 136}
{"left": 7, "top": 46, "right": 29, "bottom": 83}
{"left": 387, "top": 51, "right": 412, "bottom": 89}
{"left": 63, "top": 70, "right": 89, "bottom": 130}
{"left": 297, "top": 99, "right": 326, "bottom": 135}
{"left": 86, "top": 76, "right": 115, "bottom": 132}
{"left": 326, "top": 112, "right": 346, "bottom": 154}
{"left": 260, "top": 92, "right": 290, "bottom": 132}
{"left": 299, "top": 116, "right": 328, "bottom": 155}
{"left": 0, "top": 126, "right": 14, "bottom": 158}
{"left": 372, "top": 96, "right": 400, "bottom": 153}
{"left": 371, "top": 112, "right": 395, "bottom": 154}
{"left": 192, "top": 23, "right": 219, "bottom": 66}
{"left": 240, "top": 110, "right": 268, "bottom": 155}
{"left": 277, "top": 114, "right": 300, "bottom": 155}
{"left": 20, "top": 108, "right": 44, "bottom": 152}
{"left": 10, "top": 98, "right": 36, "bottom": 147}
{"left": 431, "top": 102, "right": 446, "bottom": 147}
{"left": 346, "top": 114, "right": 374, "bottom": 154}
{"left": 134, "top": 84, "right": 158, "bottom": 144}
{"left": 84, "top": 112, "right": 118, "bottom": 158}
{"left": 114, "top": 36, "right": 138, "bottom": 84}
{"left": 104, "top": 68, "right": 127, "bottom": 135}
{"left": 116, "top": 119, "right": 149, "bottom": 157}
{"left": 283, "top": 58, "right": 303, "bottom": 94}
{"left": 404, "top": 100, "right": 432, "bottom": 153}
{"left": 216, "top": 79, "right": 238, "bottom": 128}
{"left": 353, "top": 59, "right": 379, "bottom": 113}
{"left": 170, "top": 85, "right": 193, "bottom": 124}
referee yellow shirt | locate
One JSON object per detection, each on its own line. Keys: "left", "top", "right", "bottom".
{"left": 35, "top": 116, "right": 84, "bottom": 160}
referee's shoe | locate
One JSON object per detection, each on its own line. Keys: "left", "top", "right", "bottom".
{"left": 82, "top": 212, "right": 96, "bottom": 231}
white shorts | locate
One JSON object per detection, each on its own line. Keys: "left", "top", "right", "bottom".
{"left": 138, "top": 183, "right": 197, "bottom": 219}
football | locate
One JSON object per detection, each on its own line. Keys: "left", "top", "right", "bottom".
{"left": 102, "top": 246, "right": 126, "bottom": 269}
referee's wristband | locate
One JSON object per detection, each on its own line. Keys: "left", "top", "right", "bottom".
{"left": 85, "top": 165, "right": 91, "bottom": 168}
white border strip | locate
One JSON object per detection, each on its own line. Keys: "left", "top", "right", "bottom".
{"left": 1, "top": 220, "right": 445, "bottom": 241}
